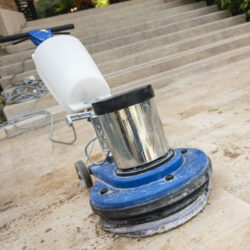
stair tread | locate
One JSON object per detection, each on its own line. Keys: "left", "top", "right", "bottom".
{"left": 6, "top": 5, "right": 219, "bottom": 54}
{"left": 5, "top": 44, "right": 250, "bottom": 120}
{"left": 113, "top": 43, "right": 250, "bottom": 91}
{"left": 2, "top": 20, "right": 250, "bottom": 88}
{"left": 1, "top": 8, "right": 225, "bottom": 77}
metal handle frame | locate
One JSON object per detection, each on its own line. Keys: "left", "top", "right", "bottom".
{"left": 0, "top": 24, "right": 75, "bottom": 43}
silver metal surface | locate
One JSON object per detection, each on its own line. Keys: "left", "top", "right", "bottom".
{"left": 65, "top": 111, "right": 95, "bottom": 127}
{"left": 65, "top": 111, "right": 110, "bottom": 153}
{"left": 99, "top": 99, "right": 169, "bottom": 170}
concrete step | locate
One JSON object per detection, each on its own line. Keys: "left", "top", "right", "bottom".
{"left": 0, "top": 61, "right": 24, "bottom": 78}
{"left": 1, "top": 1, "right": 250, "bottom": 141}
{"left": 42, "top": 2, "right": 169, "bottom": 28}
{"left": 23, "top": 0, "right": 190, "bottom": 31}
{"left": 0, "top": 71, "right": 39, "bottom": 89}
{"left": 5, "top": 1, "right": 203, "bottom": 54}
{"left": 0, "top": 14, "right": 245, "bottom": 89}
{"left": 0, "top": 57, "right": 34, "bottom": 80}
{"left": 79, "top": 5, "right": 219, "bottom": 45}
{"left": 20, "top": 0, "right": 188, "bottom": 46}
{"left": 105, "top": 28, "right": 250, "bottom": 87}
{"left": 1, "top": 7, "right": 222, "bottom": 78}
{"left": 3, "top": 93, "right": 55, "bottom": 120}
{"left": 2, "top": 1, "right": 206, "bottom": 64}
{"left": 24, "top": 0, "right": 167, "bottom": 29}
{"left": 112, "top": 44, "right": 250, "bottom": 93}
{"left": 72, "top": 1, "right": 205, "bottom": 38}
{"left": 0, "top": 50, "right": 31, "bottom": 67}
{"left": 2, "top": 105, "right": 65, "bottom": 139}
{"left": 84, "top": 1, "right": 207, "bottom": 53}
{"left": 66, "top": 1, "right": 206, "bottom": 41}
{"left": 6, "top": 1, "right": 213, "bottom": 54}
{"left": 4, "top": 33, "right": 250, "bottom": 120}
{"left": 3, "top": 44, "right": 250, "bottom": 136}
{"left": 99, "top": 15, "right": 247, "bottom": 74}
{"left": 91, "top": 13, "right": 244, "bottom": 63}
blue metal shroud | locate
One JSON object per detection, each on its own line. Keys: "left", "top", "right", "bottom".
{"left": 89, "top": 148, "right": 211, "bottom": 210}
{"left": 29, "top": 28, "right": 52, "bottom": 46}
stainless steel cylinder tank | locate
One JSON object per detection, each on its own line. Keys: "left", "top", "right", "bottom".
{"left": 92, "top": 85, "right": 169, "bottom": 170}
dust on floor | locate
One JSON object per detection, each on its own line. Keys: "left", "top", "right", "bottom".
{"left": 0, "top": 58, "right": 250, "bottom": 249}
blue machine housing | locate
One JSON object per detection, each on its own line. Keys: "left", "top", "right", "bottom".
{"left": 89, "top": 148, "right": 212, "bottom": 212}
{"left": 28, "top": 28, "right": 52, "bottom": 46}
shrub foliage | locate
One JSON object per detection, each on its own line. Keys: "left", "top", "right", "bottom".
{"left": 216, "top": 0, "right": 250, "bottom": 19}
{"left": 36, "top": 0, "right": 74, "bottom": 18}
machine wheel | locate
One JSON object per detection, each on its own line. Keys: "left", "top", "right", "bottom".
{"left": 75, "top": 160, "right": 93, "bottom": 188}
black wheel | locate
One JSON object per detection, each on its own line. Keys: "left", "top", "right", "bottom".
{"left": 74, "top": 160, "right": 93, "bottom": 188}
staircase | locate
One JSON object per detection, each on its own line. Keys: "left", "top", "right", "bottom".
{"left": 1, "top": 0, "right": 250, "bottom": 139}
{"left": 15, "top": 0, "right": 38, "bottom": 20}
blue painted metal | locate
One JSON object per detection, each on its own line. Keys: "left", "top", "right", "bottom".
{"left": 89, "top": 148, "right": 210, "bottom": 210}
{"left": 28, "top": 28, "right": 52, "bottom": 46}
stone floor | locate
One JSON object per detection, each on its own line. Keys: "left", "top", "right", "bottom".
{"left": 0, "top": 58, "right": 249, "bottom": 249}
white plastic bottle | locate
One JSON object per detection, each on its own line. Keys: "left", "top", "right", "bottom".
{"left": 32, "top": 35, "right": 111, "bottom": 113}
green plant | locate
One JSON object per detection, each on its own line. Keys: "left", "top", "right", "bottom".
{"left": 36, "top": 0, "right": 74, "bottom": 18}
{"left": 94, "top": 0, "right": 110, "bottom": 7}
{"left": 36, "top": 0, "right": 55, "bottom": 18}
{"left": 240, "top": 0, "right": 250, "bottom": 19}
{"left": 0, "top": 99, "right": 6, "bottom": 123}
{"left": 216, "top": 0, "right": 250, "bottom": 18}
{"left": 54, "top": 0, "right": 74, "bottom": 14}
{"left": 0, "top": 94, "right": 6, "bottom": 123}
{"left": 0, "top": 46, "right": 8, "bottom": 56}
{"left": 216, "top": 0, "right": 242, "bottom": 14}
{"left": 0, "top": 95, "right": 5, "bottom": 109}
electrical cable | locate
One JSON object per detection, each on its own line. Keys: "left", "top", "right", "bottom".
{"left": 2, "top": 79, "right": 108, "bottom": 160}
{"left": 3, "top": 79, "right": 48, "bottom": 104}
{"left": 85, "top": 136, "right": 96, "bottom": 165}
{"left": 1, "top": 78, "right": 77, "bottom": 145}
{"left": 84, "top": 136, "right": 110, "bottom": 165}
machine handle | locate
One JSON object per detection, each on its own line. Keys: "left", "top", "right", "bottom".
{"left": 65, "top": 111, "right": 96, "bottom": 127}
{"left": 50, "top": 24, "right": 74, "bottom": 32}
{"left": 0, "top": 32, "right": 29, "bottom": 43}
{"left": 0, "top": 24, "right": 75, "bottom": 43}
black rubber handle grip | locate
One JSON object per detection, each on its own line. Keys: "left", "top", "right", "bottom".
{"left": 0, "top": 24, "right": 75, "bottom": 43}
{"left": 0, "top": 32, "right": 29, "bottom": 43}
{"left": 50, "top": 24, "right": 74, "bottom": 32}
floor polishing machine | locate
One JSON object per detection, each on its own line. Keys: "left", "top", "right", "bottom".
{"left": 0, "top": 24, "right": 212, "bottom": 237}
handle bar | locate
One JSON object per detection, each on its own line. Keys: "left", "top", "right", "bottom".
{"left": 0, "top": 24, "right": 75, "bottom": 43}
